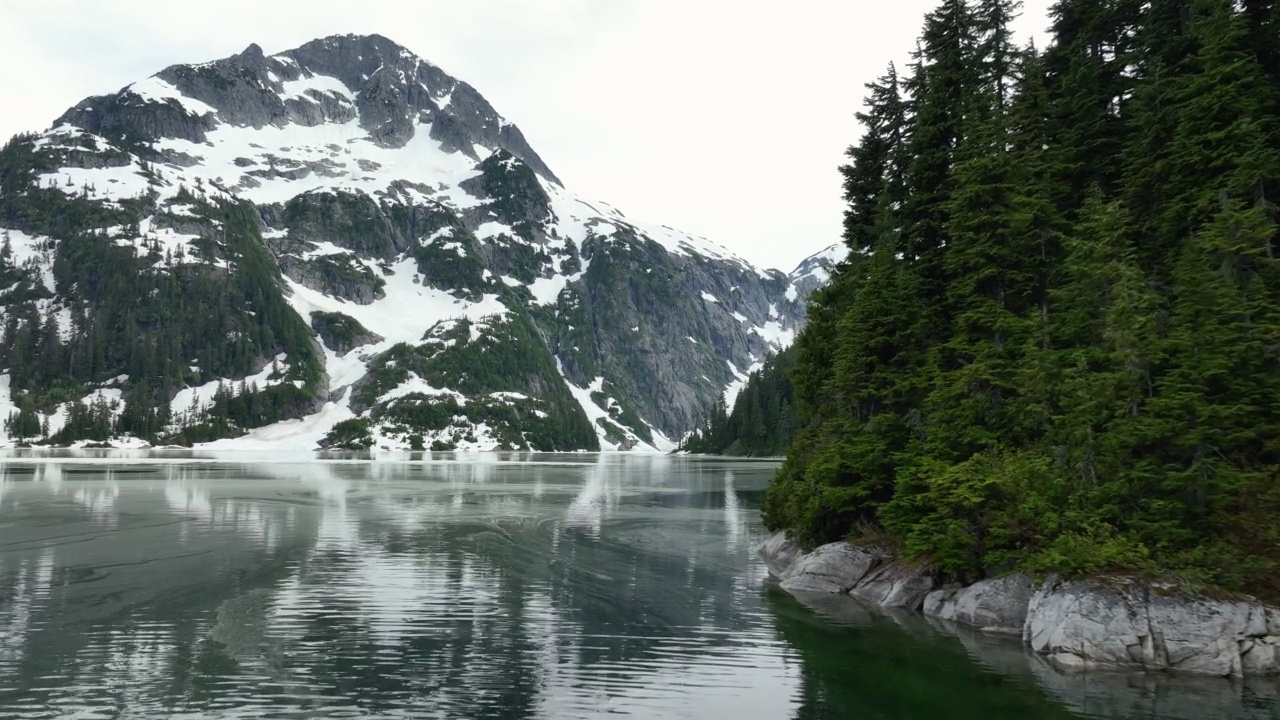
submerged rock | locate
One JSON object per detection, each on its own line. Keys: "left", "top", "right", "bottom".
{"left": 923, "top": 573, "right": 1035, "bottom": 634}
{"left": 1023, "top": 576, "right": 1280, "bottom": 676}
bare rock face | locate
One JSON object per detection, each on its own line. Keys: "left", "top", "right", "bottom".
{"left": 850, "top": 562, "right": 935, "bottom": 610}
{"left": 757, "top": 531, "right": 884, "bottom": 594}
{"left": 757, "top": 530, "right": 804, "bottom": 580}
{"left": 773, "top": 542, "right": 881, "bottom": 594}
{"left": 1023, "top": 576, "right": 1280, "bottom": 677}
{"left": 923, "top": 573, "right": 1036, "bottom": 634}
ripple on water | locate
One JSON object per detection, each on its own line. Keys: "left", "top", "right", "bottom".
{"left": 1, "top": 458, "right": 1276, "bottom": 719}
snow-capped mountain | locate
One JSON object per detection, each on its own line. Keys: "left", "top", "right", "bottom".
{"left": 788, "top": 243, "right": 850, "bottom": 302}
{"left": 0, "top": 34, "right": 828, "bottom": 452}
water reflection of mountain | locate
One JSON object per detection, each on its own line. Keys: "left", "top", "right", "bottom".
{"left": 0, "top": 456, "right": 791, "bottom": 718}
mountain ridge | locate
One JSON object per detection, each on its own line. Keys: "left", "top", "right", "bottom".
{"left": 0, "top": 34, "right": 841, "bottom": 452}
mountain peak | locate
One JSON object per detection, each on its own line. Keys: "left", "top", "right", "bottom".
{"left": 292, "top": 33, "right": 415, "bottom": 61}
{"left": 52, "top": 34, "right": 560, "bottom": 183}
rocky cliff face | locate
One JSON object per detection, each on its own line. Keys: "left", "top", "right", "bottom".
{"left": 0, "top": 34, "right": 828, "bottom": 451}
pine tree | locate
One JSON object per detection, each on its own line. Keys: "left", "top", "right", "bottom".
{"left": 1124, "top": 0, "right": 1279, "bottom": 271}
{"left": 903, "top": 0, "right": 982, "bottom": 309}
{"left": 1240, "top": 0, "right": 1280, "bottom": 91}
{"left": 1139, "top": 201, "right": 1280, "bottom": 580}
{"left": 928, "top": 100, "right": 1038, "bottom": 457}
{"left": 7, "top": 396, "right": 42, "bottom": 441}
{"left": 1041, "top": 0, "right": 1142, "bottom": 209}
{"left": 764, "top": 0, "right": 1280, "bottom": 598}
{"left": 975, "top": 0, "right": 1022, "bottom": 108}
{"left": 841, "top": 64, "right": 909, "bottom": 255}
{"left": 925, "top": 32, "right": 1067, "bottom": 454}
{"left": 833, "top": 205, "right": 929, "bottom": 504}
{"left": 1046, "top": 189, "right": 1157, "bottom": 484}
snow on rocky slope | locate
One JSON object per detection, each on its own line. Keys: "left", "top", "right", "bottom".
{"left": 0, "top": 34, "right": 837, "bottom": 452}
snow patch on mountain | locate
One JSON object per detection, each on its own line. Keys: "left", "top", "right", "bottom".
{"left": 528, "top": 262, "right": 589, "bottom": 306}
{"left": 377, "top": 373, "right": 467, "bottom": 406}
{"left": 39, "top": 155, "right": 155, "bottom": 204}
{"left": 127, "top": 77, "right": 218, "bottom": 116}
{"left": 1, "top": 229, "right": 57, "bottom": 293}
{"left": 285, "top": 257, "right": 509, "bottom": 353}
{"left": 751, "top": 321, "right": 796, "bottom": 351}
{"left": 279, "top": 73, "right": 355, "bottom": 105}
{"left": 785, "top": 242, "right": 850, "bottom": 303}
{"left": 557, "top": 364, "right": 665, "bottom": 453}
{"left": 723, "top": 359, "right": 764, "bottom": 412}
{"left": 0, "top": 375, "right": 134, "bottom": 446}
{"left": 201, "top": 397, "right": 355, "bottom": 452}
{"left": 541, "top": 180, "right": 755, "bottom": 270}
{"left": 113, "top": 217, "right": 219, "bottom": 269}
{"left": 146, "top": 115, "right": 485, "bottom": 206}
{"left": 169, "top": 353, "right": 296, "bottom": 426}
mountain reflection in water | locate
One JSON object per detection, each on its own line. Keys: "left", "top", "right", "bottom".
{"left": 0, "top": 452, "right": 1276, "bottom": 719}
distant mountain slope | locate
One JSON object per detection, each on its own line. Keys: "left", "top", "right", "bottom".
{"left": 0, "top": 34, "right": 829, "bottom": 451}
{"left": 788, "top": 243, "right": 849, "bottom": 302}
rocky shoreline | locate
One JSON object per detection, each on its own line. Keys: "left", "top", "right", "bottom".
{"left": 759, "top": 531, "right": 1280, "bottom": 677}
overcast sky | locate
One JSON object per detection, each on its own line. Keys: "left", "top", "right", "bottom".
{"left": 0, "top": 0, "right": 1053, "bottom": 272}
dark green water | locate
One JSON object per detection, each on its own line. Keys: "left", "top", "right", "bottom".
{"left": 0, "top": 452, "right": 1276, "bottom": 719}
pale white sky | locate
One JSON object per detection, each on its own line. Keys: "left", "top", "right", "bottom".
{"left": 0, "top": 0, "right": 1052, "bottom": 272}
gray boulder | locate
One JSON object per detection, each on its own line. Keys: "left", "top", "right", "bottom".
{"left": 757, "top": 531, "right": 803, "bottom": 580}
{"left": 923, "top": 573, "right": 1035, "bottom": 634}
{"left": 851, "top": 562, "right": 935, "bottom": 610}
{"left": 1024, "top": 576, "right": 1280, "bottom": 676}
{"left": 779, "top": 542, "right": 881, "bottom": 594}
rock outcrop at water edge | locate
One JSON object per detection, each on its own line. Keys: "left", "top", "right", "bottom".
{"left": 757, "top": 530, "right": 1280, "bottom": 677}
{"left": 923, "top": 573, "right": 1036, "bottom": 635}
{"left": 760, "top": 533, "right": 934, "bottom": 606}
{"left": 1024, "top": 575, "right": 1280, "bottom": 677}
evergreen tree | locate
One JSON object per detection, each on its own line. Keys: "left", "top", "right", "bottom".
{"left": 6, "top": 396, "right": 43, "bottom": 441}
{"left": 841, "top": 64, "right": 909, "bottom": 255}
{"left": 1240, "top": 0, "right": 1280, "bottom": 94}
{"left": 975, "top": 0, "right": 1022, "bottom": 107}
{"left": 1140, "top": 202, "right": 1280, "bottom": 585}
{"left": 902, "top": 0, "right": 982, "bottom": 310}
{"left": 1041, "top": 0, "right": 1141, "bottom": 208}
{"left": 1124, "top": 0, "right": 1279, "bottom": 272}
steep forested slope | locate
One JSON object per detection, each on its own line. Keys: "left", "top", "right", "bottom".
{"left": 679, "top": 346, "right": 800, "bottom": 457}
{"left": 680, "top": 244, "right": 848, "bottom": 457}
{"left": 764, "top": 0, "right": 1280, "bottom": 598}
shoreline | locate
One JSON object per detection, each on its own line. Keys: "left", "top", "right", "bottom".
{"left": 759, "top": 531, "right": 1280, "bottom": 678}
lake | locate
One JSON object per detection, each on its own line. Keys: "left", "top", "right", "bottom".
{"left": 0, "top": 452, "right": 1277, "bottom": 719}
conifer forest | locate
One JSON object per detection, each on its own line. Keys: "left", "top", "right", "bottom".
{"left": 700, "top": 0, "right": 1280, "bottom": 599}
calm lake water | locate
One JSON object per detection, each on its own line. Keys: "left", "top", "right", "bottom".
{"left": 1, "top": 452, "right": 1277, "bottom": 719}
